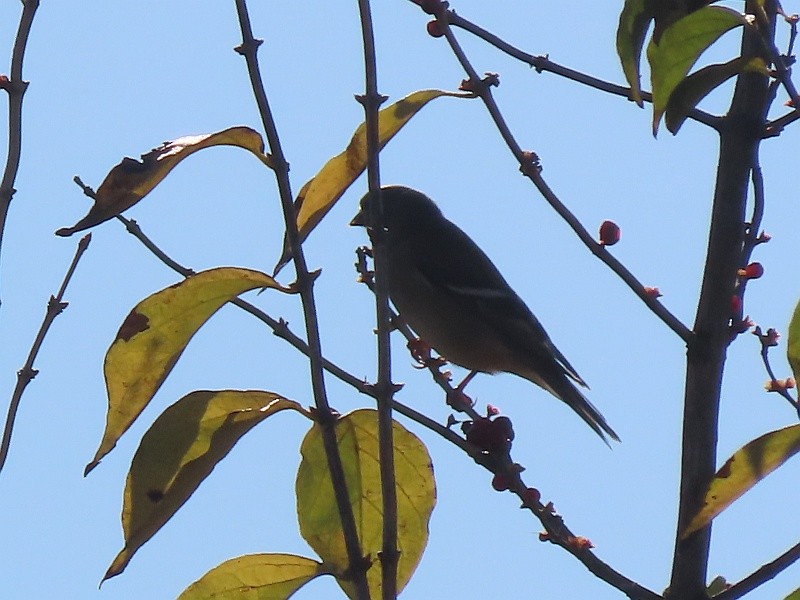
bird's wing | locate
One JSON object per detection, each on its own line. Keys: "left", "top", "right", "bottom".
{"left": 410, "top": 220, "right": 588, "bottom": 387}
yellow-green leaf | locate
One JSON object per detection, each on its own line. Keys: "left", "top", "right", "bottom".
{"left": 178, "top": 553, "right": 330, "bottom": 600}
{"left": 616, "top": 0, "right": 654, "bottom": 106}
{"left": 296, "top": 409, "right": 436, "bottom": 599}
{"left": 785, "top": 587, "right": 800, "bottom": 600}
{"left": 787, "top": 299, "right": 800, "bottom": 381}
{"left": 104, "top": 391, "right": 308, "bottom": 582}
{"left": 682, "top": 424, "right": 800, "bottom": 538}
{"left": 648, "top": 6, "right": 745, "bottom": 134}
{"left": 273, "top": 89, "right": 472, "bottom": 275}
{"left": 665, "top": 57, "right": 768, "bottom": 134}
{"left": 56, "top": 126, "right": 273, "bottom": 236}
{"left": 86, "top": 267, "right": 295, "bottom": 474}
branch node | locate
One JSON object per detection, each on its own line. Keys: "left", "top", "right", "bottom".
{"left": 233, "top": 38, "right": 263, "bottom": 56}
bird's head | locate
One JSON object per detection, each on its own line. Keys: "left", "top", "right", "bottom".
{"left": 350, "top": 185, "right": 443, "bottom": 234}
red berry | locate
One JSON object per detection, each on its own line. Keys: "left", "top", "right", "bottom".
{"left": 426, "top": 20, "right": 445, "bottom": 37}
{"left": 742, "top": 262, "right": 764, "bottom": 279}
{"left": 598, "top": 220, "right": 620, "bottom": 246}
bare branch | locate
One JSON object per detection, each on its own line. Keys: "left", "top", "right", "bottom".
{"left": 716, "top": 540, "right": 800, "bottom": 600}
{"left": 415, "top": 3, "right": 693, "bottom": 344}
{"left": 0, "top": 0, "right": 39, "bottom": 302}
{"left": 449, "top": 11, "right": 721, "bottom": 131}
{"left": 232, "top": 1, "right": 370, "bottom": 594}
{"left": 354, "top": 1, "right": 398, "bottom": 596}
{"left": 0, "top": 233, "right": 91, "bottom": 475}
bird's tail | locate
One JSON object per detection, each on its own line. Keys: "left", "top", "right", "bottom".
{"left": 550, "top": 378, "right": 620, "bottom": 445}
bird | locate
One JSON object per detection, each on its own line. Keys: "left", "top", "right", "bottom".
{"left": 351, "top": 185, "right": 619, "bottom": 444}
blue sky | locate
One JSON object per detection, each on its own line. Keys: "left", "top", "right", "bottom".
{"left": 1, "top": 2, "right": 800, "bottom": 599}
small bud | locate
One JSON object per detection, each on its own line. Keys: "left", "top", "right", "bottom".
{"left": 598, "top": 220, "right": 621, "bottom": 246}
{"left": 520, "top": 487, "right": 541, "bottom": 508}
{"left": 765, "top": 378, "right": 795, "bottom": 392}
{"left": 567, "top": 536, "right": 595, "bottom": 551}
{"left": 426, "top": 20, "right": 445, "bottom": 37}
{"left": 757, "top": 231, "right": 771, "bottom": 243}
{"left": 486, "top": 404, "right": 500, "bottom": 417}
{"left": 538, "top": 532, "right": 551, "bottom": 542}
{"left": 738, "top": 262, "right": 764, "bottom": 279}
{"left": 644, "top": 286, "right": 662, "bottom": 299}
{"left": 491, "top": 473, "right": 510, "bottom": 491}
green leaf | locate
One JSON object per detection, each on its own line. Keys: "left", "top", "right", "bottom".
{"left": 616, "top": 0, "right": 654, "bottom": 106}
{"left": 178, "top": 554, "right": 330, "bottom": 600}
{"left": 56, "top": 126, "right": 273, "bottom": 236}
{"left": 104, "top": 390, "right": 308, "bottom": 582}
{"left": 86, "top": 267, "right": 296, "bottom": 474}
{"left": 787, "top": 298, "right": 800, "bottom": 381}
{"left": 665, "top": 57, "right": 768, "bottom": 134}
{"left": 296, "top": 409, "right": 436, "bottom": 599}
{"left": 273, "top": 89, "right": 472, "bottom": 275}
{"left": 682, "top": 424, "right": 800, "bottom": 538}
{"left": 647, "top": 6, "right": 745, "bottom": 134}
{"left": 785, "top": 587, "right": 800, "bottom": 600}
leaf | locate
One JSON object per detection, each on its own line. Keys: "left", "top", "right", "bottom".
{"left": 56, "top": 126, "right": 273, "bottom": 236}
{"left": 616, "top": 0, "right": 655, "bottom": 106}
{"left": 86, "top": 267, "right": 296, "bottom": 474}
{"left": 296, "top": 409, "right": 436, "bottom": 599}
{"left": 273, "top": 89, "right": 472, "bottom": 275}
{"left": 104, "top": 390, "right": 308, "bottom": 582}
{"left": 178, "top": 553, "right": 330, "bottom": 600}
{"left": 787, "top": 298, "right": 800, "bottom": 381}
{"left": 665, "top": 57, "right": 768, "bottom": 133}
{"left": 647, "top": 6, "right": 745, "bottom": 134}
{"left": 682, "top": 424, "right": 800, "bottom": 538}
{"left": 785, "top": 587, "right": 800, "bottom": 600}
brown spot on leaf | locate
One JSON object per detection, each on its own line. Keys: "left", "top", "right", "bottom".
{"left": 117, "top": 310, "right": 150, "bottom": 342}
{"left": 718, "top": 458, "right": 734, "bottom": 478}
{"left": 146, "top": 489, "right": 164, "bottom": 503}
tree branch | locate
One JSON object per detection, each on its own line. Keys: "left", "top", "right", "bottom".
{"left": 668, "top": 3, "right": 774, "bottom": 598}
{"left": 414, "top": 2, "right": 692, "bottom": 344}
{"left": 715, "top": 540, "right": 800, "bottom": 600}
{"left": 354, "top": 1, "right": 398, "bottom": 597}
{"left": 449, "top": 10, "right": 721, "bottom": 130}
{"left": 232, "top": 1, "right": 370, "bottom": 596}
{"left": 0, "top": 0, "right": 39, "bottom": 303}
{"left": 0, "top": 233, "right": 91, "bottom": 475}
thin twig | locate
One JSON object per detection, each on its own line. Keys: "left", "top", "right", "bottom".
{"left": 419, "top": 4, "right": 693, "bottom": 344}
{"left": 752, "top": 8, "right": 800, "bottom": 112}
{"left": 355, "top": 247, "right": 482, "bottom": 422}
{"left": 354, "top": 0, "right": 398, "bottom": 596}
{"left": 0, "top": 0, "right": 39, "bottom": 304}
{"left": 232, "top": 1, "right": 370, "bottom": 596}
{"left": 715, "top": 540, "right": 800, "bottom": 600}
{"left": 0, "top": 233, "right": 91, "bottom": 474}
{"left": 449, "top": 11, "right": 722, "bottom": 131}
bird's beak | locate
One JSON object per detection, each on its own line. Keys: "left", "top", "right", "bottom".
{"left": 350, "top": 206, "right": 367, "bottom": 227}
